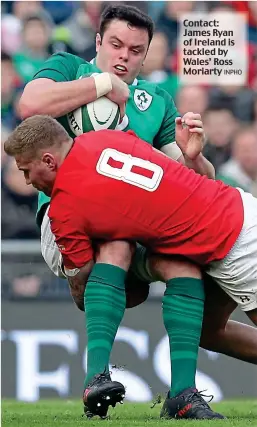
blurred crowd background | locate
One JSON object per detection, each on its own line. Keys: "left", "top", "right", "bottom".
{"left": 1, "top": 1, "right": 257, "bottom": 299}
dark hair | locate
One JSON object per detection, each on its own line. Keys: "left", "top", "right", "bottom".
{"left": 99, "top": 4, "right": 154, "bottom": 44}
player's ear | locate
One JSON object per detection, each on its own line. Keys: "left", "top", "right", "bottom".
{"left": 96, "top": 33, "right": 102, "bottom": 51}
{"left": 42, "top": 153, "right": 56, "bottom": 171}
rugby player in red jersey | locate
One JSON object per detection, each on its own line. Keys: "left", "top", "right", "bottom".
{"left": 5, "top": 116, "right": 257, "bottom": 420}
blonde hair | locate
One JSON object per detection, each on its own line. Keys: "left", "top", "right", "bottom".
{"left": 4, "top": 115, "right": 71, "bottom": 159}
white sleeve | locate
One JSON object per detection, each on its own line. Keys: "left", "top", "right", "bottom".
{"left": 41, "top": 206, "right": 67, "bottom": 278}
{"left": 160, "top": 142, "right": 182, "bottom": 161}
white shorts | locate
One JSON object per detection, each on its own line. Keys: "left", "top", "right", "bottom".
{"left": 41, "top": 206, "right": 66, "bottom": 278}
{"left": 206, "top": 189, "right": 257, "bottom": 311}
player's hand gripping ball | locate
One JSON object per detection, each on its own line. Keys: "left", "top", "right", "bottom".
{"left": 67, "top": 73, "right": 120, "bottom": 136}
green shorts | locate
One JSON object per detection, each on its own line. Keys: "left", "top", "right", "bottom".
{"left": 129, "top": 244, "right": 154, "bottom": 283}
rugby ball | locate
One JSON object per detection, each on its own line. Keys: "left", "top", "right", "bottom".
{"left": 67, "top": 96, "right": 120, "bottom": 136}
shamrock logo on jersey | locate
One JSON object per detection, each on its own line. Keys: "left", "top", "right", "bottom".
{"left": 134, "top": 89, "right": 153, "bottom": 111}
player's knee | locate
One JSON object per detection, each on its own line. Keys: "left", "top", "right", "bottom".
{"left": 149, "top": 254, "right": 201, "bottom": 281}
{"left": 95, "top": 241, "right": 135, "bottom": 271}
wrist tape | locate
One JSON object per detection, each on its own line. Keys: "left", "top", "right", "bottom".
{"left": 92, "top": 73, "right": 112, "bottom": 98}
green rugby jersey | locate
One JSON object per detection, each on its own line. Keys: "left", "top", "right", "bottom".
{"left": 33, "top": 52, "right": 179, "bottom": 225}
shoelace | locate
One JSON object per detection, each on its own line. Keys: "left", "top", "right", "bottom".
{"left": 89, "top": 368, "right": 111, "bottom": 386}
{"left": 186, "top": 390, "right": 214, "bottom": 408}
{"left": 150, "top": 389, "right": 214, "bottom": 410}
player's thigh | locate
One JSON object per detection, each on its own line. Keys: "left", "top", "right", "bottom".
{"left": 95, "top": 240, "right": 135, "bottom": 271}
{"left": 149, "top": 254, "right": 202, "bottom": 281}
{"left": 41, "top": 207, "right": 65, "bottom": 278}
{"left": 129, "top": 246, "right": 202, "bottom": 282}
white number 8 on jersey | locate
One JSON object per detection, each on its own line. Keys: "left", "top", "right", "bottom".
{"left": 96, "top": 148, "right": 163, "bottom": 192}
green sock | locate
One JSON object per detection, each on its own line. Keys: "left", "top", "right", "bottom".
{"left": 84, "top": 263, "right": 126, "bottom": 388}
{"left": 162, "top": 277, "right": 205, "bottom": 397}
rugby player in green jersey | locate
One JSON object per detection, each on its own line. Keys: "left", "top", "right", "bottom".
{"left": 18, "top": 4, "right": 256, "bottom": 420}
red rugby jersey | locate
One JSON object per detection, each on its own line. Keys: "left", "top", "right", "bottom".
{"left": 49, "top": 130, "right": 244, "bottom": 269}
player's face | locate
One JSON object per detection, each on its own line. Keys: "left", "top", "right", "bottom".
{"left": 16, "top": 154, "right": 56, "bottom": 196}
{"left": 96, "top": 19, "right": 149, "bottom": 84}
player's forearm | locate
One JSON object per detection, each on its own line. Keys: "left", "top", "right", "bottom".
{"left": 185, "top": 153, "right": 215, "bottom": 180}
{"left": 19, "top": 77, "right": 98, "bottom": 119}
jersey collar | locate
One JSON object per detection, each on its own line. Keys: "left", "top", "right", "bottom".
{"left": 90, "top": 58, "right": 138, "bottom": 86}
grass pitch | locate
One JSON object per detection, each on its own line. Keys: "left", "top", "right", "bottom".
{"left": 2, "top": 399, "right": 257, "bottom": 427}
